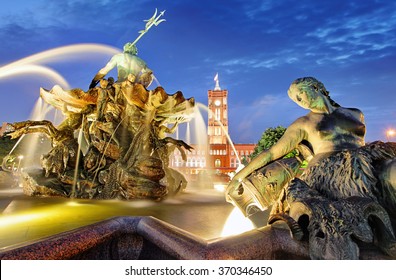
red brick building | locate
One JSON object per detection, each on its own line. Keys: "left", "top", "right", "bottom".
{"left": 169, "top": 74, "right": 256, "bottom": 184}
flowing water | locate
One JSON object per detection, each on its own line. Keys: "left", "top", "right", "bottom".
{"left": 1, "top": 43, "right": 121, "bottom": 170}
{"left": 0, "top": 44, "right": 256, "bottom": 248}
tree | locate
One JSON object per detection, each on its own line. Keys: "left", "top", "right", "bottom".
{"left": 249, "top": 126, "right": 297, "bottom": 161}
{"left": 0, "top": 136, "right": 19, "bottom": 167}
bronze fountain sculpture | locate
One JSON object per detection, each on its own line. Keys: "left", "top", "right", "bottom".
{"left": 226, "top": 77, "right": 396, "bottom": 259}
{"left": 1, "top": 9, "right": 395, "bottom": 260}
{"left": 4, "top": 10, "right": 194, "bottom": 201}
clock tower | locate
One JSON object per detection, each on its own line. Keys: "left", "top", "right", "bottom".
{"left": 208, "top": 73, "right": 228, "bottom": 145}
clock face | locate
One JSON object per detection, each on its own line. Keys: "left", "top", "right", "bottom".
{"left": 214, "top": 100, "right": 221, "bottom": 106}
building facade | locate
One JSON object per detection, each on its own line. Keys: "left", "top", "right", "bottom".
{"left": 169, "top": 74, "right": 256, "bottom": 183}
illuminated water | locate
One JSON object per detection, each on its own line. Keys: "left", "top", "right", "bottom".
{"left": 0, "top": 44, "right": 255, "bottom": 251}
{"left": 0, "top": 186, "right": 236, "bottom": 249}
{"left": 2, "top": 43, "right": 121, "bottom": 170}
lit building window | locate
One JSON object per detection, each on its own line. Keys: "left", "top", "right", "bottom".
{"left": 215, "top": 159, "right": 221, "bottom": 167}
{"left": 215, "top": 108, "right": 220, "bottom": 120}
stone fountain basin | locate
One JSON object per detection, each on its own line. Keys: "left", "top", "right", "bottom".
{"left": 0, "top": 186, "right": 391, "bottom": 260}
{"left": 0, "top": 216, "right": 309, "bottom": 260}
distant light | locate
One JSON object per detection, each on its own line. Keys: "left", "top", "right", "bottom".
{"left": 213, "top": 184, "right": 226, "bottom": 192}
{"left": 386, "top": 129, "right": 396, "bottom": 141}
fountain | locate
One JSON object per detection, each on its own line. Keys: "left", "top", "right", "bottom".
{"left": 3, "top": 9, "right": 194, "bottom": 201}
{"left": 0, "top": 10, "right": 395, "bottom": 261}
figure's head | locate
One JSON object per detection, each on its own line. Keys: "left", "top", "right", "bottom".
{"left": 288, "top": 77, "right": 339, "bottom": 113}
{"left": 107, "top": 77, "right": 115, "bottom": 85}
{"left": 123, "top": 42, "right": 138, "bottom": 55}
{"left": 99, "top": 79, "right": 109, "bottom": 88}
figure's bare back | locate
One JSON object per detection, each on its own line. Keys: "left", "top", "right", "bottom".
{"left": 115, "top": 54, "right": 148, "bottom": 81}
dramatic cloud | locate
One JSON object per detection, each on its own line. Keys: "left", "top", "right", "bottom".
{"left": 0, "top": 0, "right": 395, "bottom": 142}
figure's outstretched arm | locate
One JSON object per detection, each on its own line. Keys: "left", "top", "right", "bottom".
{"left": 228, "top": 122, "right": 307, "bottom": 190}
{"left": 89, "top": 56, "right": 117, "bottom": 89}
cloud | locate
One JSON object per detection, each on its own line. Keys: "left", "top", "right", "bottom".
{"left": 229, "top": 93, "right": 302, "bottom": 143}
{"left": 306, "top": 3, "right": 396, "bottom": 64}
{"left": 243, "top": 0, "right": 281, "bottom": 19}
{"left": 217, "top": 51, "right": 300, "bottom": 70}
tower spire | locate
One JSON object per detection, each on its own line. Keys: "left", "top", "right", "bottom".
{"left": 214, "top": 73, "right": 221, "bottom": 90}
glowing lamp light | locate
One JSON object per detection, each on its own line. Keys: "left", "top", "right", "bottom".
{"left": 386, "top": 129, "right": 395, "bottom": 141}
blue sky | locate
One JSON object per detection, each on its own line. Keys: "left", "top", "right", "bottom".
{"left": 0, "top": 0, "right": 395, "bottom": 143}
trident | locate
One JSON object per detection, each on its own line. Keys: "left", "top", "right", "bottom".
{"left": 131, "top": 9, "right": 166, "bottom": 46}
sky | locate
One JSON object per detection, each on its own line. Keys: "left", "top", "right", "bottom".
{"left": 0, "top": 0, "right": 395, "bottom": 144}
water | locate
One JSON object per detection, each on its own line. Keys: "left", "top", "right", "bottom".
{"left": 0, "top": 43, "right": 255, "bottom": 242}
{"left": 186, "top": 122, "right": 191, "bottom": 144}
{"left": 71, "top": 121, "right": 85, "bottom": 198}
{"left": 0, "top": 43, "right": 120, "bottom": 78}
{"left": 1, "top": 43, "right": 121, "bottom": 171}
{"left": 196, "top": 102, "right": 241, "bottom": 164}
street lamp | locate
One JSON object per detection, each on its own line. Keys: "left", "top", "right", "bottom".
{"left": 386, "top": 129, "right": 395, "bottom": 141}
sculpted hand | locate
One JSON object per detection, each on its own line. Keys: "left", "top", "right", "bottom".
{"left": 89, "top": 79, "right": 99, "bottom": 89}
{"left": 225, "top": 176, "right": 245, "bottom": 203}
{"left": 227, "top": 176, "right": 243, "bottom": 192}
{"left": 89, "top": 73, "right": 106, "bottom": 89}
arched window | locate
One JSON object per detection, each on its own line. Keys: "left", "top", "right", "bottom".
{"left": 175, "top": 157, "right": 182, "bottom": 167}
{"left": 215, "top": 108, "right": 220, "bottom": 120}
{"left": 215, "top": 159, "right": 221, "bottom": 167}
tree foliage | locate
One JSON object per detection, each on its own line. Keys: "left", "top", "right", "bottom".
{"left": 0, "top": 136, "right": 18, "bottom": 164}
{"left": 249, "top": 126, "right": 297, "bottom": 160}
